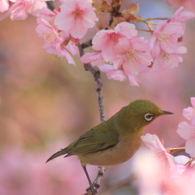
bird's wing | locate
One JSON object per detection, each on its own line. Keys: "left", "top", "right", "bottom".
{"left": 67, "top": 119, "right": 120, "bottom": 156}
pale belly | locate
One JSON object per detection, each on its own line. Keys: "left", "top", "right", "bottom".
{"left": 78, "top": 135, "right": 142, "bottom": 166}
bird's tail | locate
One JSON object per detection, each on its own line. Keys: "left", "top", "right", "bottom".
{"left": 46, "top": 148, "right": 69, "bottom": 163}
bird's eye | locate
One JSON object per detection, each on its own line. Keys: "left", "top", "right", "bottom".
{"left": 144, "top": 113, "right": 154, "bottom": 122}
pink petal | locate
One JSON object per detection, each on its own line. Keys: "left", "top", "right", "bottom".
{"left": 130, "top": 37, "right": 149, "bottom": 51}
{"left": 183, "top": 107, "right": 195, "bottom": 120}
{"left": 177, "top": 122, "right": 195, "bottom": 140}
{"left": 54, "top": 13, "right": 74, "bottom": 31}
{"left": 0, "top": 0, "right": 9, "bottom": 12}
{"left": 141, "top": 133, "right": 166, "bottom": 151}
{"left": 114, "top": 22, "right": 137, "bottom": 38}
{"left": 71, "top": 20, "right": 88, "bottom": 39}
{"left": 127, "top": 74, "right": 140, "bottom": 86}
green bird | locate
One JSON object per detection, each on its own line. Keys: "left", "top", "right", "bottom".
{"left": 47, "top": 100, "right": 173, "bottom": 192}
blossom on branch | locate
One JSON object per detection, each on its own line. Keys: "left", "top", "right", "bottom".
{"left": 8, "top": 0, "right": 47, "bottom": 20}
{"left": 150, "top": 7, "right": 194, "bottom": 71}
{"left": 81, "top": 22, "right": 152, "bottom": 86}
{"left": 36, "top": 8, "right": 79, "bottom": 65}
{"left": 92, "top": 22, "right": 137, "bottom": 62}
{"left": 134, "top": 133, "right": 195, "bottom": 195}
{"left": 54, "top": 0, "right": 98, "bottom": 39}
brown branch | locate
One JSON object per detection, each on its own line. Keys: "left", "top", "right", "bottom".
{"left": 81, "top": 39, "right": 93, "bottom": 49}
{"left": 78, "top": 43, "right": 105, "bottom": 122}
{"left": 145, "top": 17, "right": 169, "bottom": 21}
{"left": 46, "top": 1, "right": 55, "bottom": 11}
{"left": 168, "top": 146, "right": 185, "bottom": 155}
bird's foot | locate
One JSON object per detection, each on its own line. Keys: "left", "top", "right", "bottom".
{"left": 84, "top": 183, "right": 98, "bottom": 195}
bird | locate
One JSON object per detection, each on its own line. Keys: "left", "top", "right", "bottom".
{"left": 46, "top": 99, "right": 173, "bottom": 192}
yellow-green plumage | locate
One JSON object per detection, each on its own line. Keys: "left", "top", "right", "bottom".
{"left": 47, "top": 100, "right": 172, "bottom": 166}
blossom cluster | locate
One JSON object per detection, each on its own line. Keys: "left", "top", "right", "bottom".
{"left": 1, "top": 0, "right": 194, "bottom": 86}
{"left": 138, "top": 132, "right": 195, "bottom": 195}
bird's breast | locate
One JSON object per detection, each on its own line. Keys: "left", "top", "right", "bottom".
{"left": 78, "top": 133, "right": 142, "bottom": 166}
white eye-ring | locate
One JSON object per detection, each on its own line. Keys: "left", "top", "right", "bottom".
{"left": 144, "top": 113, "right": 154, "bottom": 122}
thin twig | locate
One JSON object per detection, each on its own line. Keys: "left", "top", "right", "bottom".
{"left": 145, "top": 17, "right": 169, "bottom": 21}
{"left": 168, "top": 146, "right": 185, "bottom": 153}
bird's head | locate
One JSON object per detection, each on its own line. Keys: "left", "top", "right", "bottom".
{"left": 127, "top": 100, "right": 173, "bottom": 129}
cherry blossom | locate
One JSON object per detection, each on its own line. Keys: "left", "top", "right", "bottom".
{"left": 36, "top": 8, "right": 79, "bottom": 65}
{"left": 177, "top": 122, "right": 195, "bottom": 157}
{"left": 8, "top": 0, "right": 47, "bottom": 20}
{"left": 171, "top": 7, "right": 195, "bottom": 22}
{"left": 81, "top": 52, "right": 105, "bottom": 67}
{"left": 112, "top": 37, "right": 152, "bottom": 75}
{"left": 83, "top": 22, "right": 152, "bottom": 86}
{"left": 151, "top": 49, "right": 185, "bottom": 71}
{"left": 150, "top": 20, "right": 184, "bottom": 58}
{"left": 0, "top": 0, "right": 9, "bottom": 12}
{"left": 134, "top": 134, "right": 195, "bottom": 195}
{"left": 54, "top": 0, "right": 98, "bottom": 39}
{"left": 149, "top": 7, "right": 194, "bottom": 71}
{"left": 141, "top": 133, "right": 176, "bottom": 171}
{"left": 81, "top": 51, "right": 142, "bottom": 86}
{"left": 182, "top": 97, "right": 195, "bottom": 124}
{"left": 92, "top": 22, "right": 137, "bottom": 62}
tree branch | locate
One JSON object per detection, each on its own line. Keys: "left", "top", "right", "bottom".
{"left": 46, "top": 1, "right": 55, "bottom": 11}
{"left": 78, "top": 43, "right": 105, "bottom": 122}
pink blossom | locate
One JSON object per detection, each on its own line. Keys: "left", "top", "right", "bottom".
{"left": 54, "top": 0, "right": 98, "bottom": 39}
{"left": 151, "top": 49, "right": 185, "bottom": 71}
{"left": 86, "top": 22, "right": 152, "bottom": 86}
{"left": 112, "top": 37, "right": 152, "bottom": 75}
{"left": 0, "top": 0, "right": 9, "bottom": 12}
{"left": 36, "top": 8, "right": 79, "bottom": 65}
{"left": 9, "top": 0, "right": 47, "bottom": 20}
{"left": 81, "top": 51, "right": 141, "bottom": 86}
{"left": 92, "top": 22, "right": 137, "bottom": 62}
{"left": 182, "top": 97, "right": 195, "bottom": 124}
{"left": 141, "top": 133, "right": 176, "bottom": 171}
{"left": 150, "top": 21, "right": 184, "bottom": 57}
{"left": 81, "top": 52, "right": 105, "bottom": 67}
{"left": 177, "top": 122, "right": 195, "bottom": 157}
{"left": 171, "top": 7, "right": 195, "bottom": 22}
{"left": 99, "top": 65, "right": 127, "bottom": 82}
{"left": 149, "top": 7, "right": 193, "bottom": 72}
{"left": 134, "top": 137, "right": 195, "bottom": 195}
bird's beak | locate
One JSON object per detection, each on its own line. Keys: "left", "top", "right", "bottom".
{"left": 160, "top": 110, "right": 173, "bottom": 115}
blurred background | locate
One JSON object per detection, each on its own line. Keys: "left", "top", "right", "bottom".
{"left": 0, "top": 0, "right": 195, "bottom": 194}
